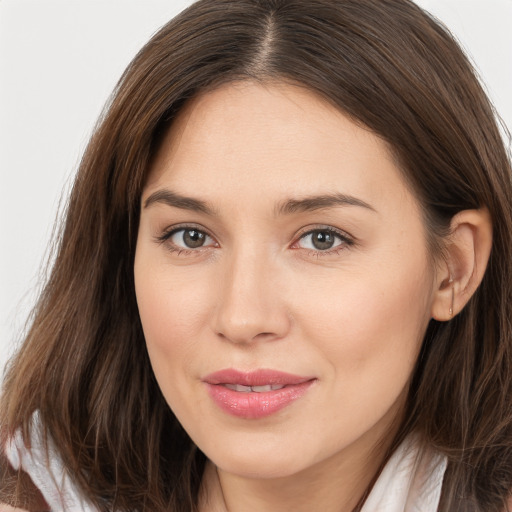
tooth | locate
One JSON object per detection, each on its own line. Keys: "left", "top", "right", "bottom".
{"left": 224, "top": 384, "right": 251, "bottom": 392}
{"left": 223, "top": 383, "right": 286, "bottom": 392}
{"left": 252, "top": 385, "right": 272, "bottom": 392}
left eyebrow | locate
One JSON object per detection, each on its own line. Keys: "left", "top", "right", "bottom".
{"left": 143, "top": 189, "right": 216, "bottom": 216}
{"left": 275, "top": 193, "right": 377, "bottom": 216}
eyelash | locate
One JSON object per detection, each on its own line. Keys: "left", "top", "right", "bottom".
{"left": 292, "top": 226, "right": 355, "bottom": 257}
{"left": 155, "top": 224, "right": 355, "bottom": 257}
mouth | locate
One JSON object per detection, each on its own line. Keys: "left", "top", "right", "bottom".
{"left": 203, "top": 369, "right": 316, "bottom": 419}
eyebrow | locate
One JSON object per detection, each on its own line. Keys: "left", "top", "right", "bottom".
{"left": 143, "top": 188, "right": 376, "bottom": 217}
{"left": 275, "top": 193, "right": 376, "bottom": 215}
{"left": 144, "top": 189, "right": 216, "bottom": 216}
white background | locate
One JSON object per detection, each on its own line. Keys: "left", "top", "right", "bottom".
{"left": 1, "top": 0, "right": 511, "bottom": 376}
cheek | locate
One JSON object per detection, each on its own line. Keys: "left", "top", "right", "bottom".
{"left": 134, "top": 250, "right": 213, "bottom": 396}
{"left": 291, "top": 252, "right": 433, "bottom": 404}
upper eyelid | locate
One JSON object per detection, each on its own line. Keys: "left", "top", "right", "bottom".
{"left": 294, "top": 225, "right": 354, "bottom": 242}
{"left": 158, "top": 223, "right": 216, "bottom": 241}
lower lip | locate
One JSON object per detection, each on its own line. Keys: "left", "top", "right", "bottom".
{"left": 205, "top": 381, "right": 314, "bottom": 419}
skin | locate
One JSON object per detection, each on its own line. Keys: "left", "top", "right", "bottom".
{"left": 134, "top": 81, "right": 444, "bottom": 512}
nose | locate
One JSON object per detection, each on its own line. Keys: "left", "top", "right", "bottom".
{"left": 212, "top": 249, "right": 291, "bottom": 345}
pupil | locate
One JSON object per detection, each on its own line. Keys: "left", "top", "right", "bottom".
{"left": 312, "top": 231, "right": 334, "bottom": 250}
{"left": 183, "top": 230, "right": 205, "bottom": 248}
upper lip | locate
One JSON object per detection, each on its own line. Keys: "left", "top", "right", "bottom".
{"left": 203, "top": 369, "right": 314, "bottom": 386}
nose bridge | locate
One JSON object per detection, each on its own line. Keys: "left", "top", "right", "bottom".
{"left": 213, "top": 242, "right": 289, "bottom": 344}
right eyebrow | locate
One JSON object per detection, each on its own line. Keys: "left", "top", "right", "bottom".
{"left": 275, "top": 193, "right": 377, "bottom": 216}
{"left": 143, "top": 189, "right": 216, "bottom": 216}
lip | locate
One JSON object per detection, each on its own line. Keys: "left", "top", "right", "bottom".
{"left": 203, "top": 369, "right": 316, "bottom": 419}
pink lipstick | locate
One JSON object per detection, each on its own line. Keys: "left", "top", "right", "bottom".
{"left": 203, "top": 369, "right": 315, "bottom": 419}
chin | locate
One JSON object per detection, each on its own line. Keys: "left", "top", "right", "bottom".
{"left": 200, "top": 433, "right": 324, "bottom": 480}
{"left": 215, "top": 453, "right": 307, "bottom": 480}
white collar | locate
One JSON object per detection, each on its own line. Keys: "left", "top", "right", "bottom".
{"left": 361, "top": 436, "right": 447, "bottom": 512}
{"left": 5, "top": 411, "right": 97, "bottom": 511}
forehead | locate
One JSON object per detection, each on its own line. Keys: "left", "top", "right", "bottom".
{"left": 143, "top": 81, "right": 417, "bottom": 218}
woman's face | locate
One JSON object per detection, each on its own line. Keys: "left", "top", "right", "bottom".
{"left": 134, "top": 81, "right": 438, "bottom": 479}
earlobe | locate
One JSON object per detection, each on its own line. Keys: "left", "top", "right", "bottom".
{"left": 431, "top": 208, "right": 492, "bottom": 321}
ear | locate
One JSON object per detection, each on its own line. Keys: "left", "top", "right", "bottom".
{"left": 431, "top": 208, "right": 492, "bottom": 321}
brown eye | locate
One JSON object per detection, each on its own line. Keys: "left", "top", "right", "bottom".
{"left": 183, "top": 229, "right": 206, "bottom": 248}
{"left": 297, "top": 229, "right": 347, "bottom": 251}
{"left": 311, "top": 231, "right": 336, "bottom": 250}
{"left": 168, "top": 228, "right": 214, "bottom": 249}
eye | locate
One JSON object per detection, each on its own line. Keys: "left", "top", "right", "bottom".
{"left": 296, "top": 228, "right": 351, "bottom": 251}
{"left": 166, "top": 228, "right": 215, "bottom": 250}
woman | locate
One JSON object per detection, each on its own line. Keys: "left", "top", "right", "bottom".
{"left": 1, "top": 0, "right": 511, "bottom": 510}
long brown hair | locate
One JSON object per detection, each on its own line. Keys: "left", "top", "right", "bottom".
{"left": 2, "top": 0, "right": 512, "bottom": 510}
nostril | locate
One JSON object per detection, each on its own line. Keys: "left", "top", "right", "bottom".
{"left": 214, "top": 319, "right": 288, "bottom": 345}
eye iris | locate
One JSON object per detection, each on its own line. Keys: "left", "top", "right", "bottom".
{"left": 312, "top": 230, "right": 335, "bottom": 250}
{"left": 183, "top": 229, "right": 205, "bottom": 248}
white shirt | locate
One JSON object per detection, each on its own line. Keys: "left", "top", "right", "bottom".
{"left": 5, "top": 414, "right": 447, "bottom": 512}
